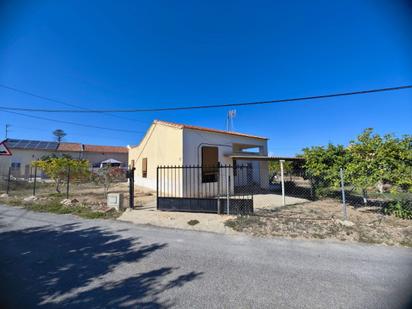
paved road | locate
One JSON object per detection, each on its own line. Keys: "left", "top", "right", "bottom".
{"left": 0, "top": 204, "right": 411, "bottom": 309}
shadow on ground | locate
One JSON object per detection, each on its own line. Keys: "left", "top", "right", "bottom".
{"left": 0, "top": 223, "right": 202, "bottom": 308}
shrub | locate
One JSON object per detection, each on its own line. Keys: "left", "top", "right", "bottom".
{"left": 384, "top": 199, "right": 412, "bottom": 219}
{"left": 90, "top": 167, "right": 126, "bottom": 197}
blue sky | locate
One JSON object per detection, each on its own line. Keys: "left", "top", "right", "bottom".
{"left": 1, "top": 0, "right": 411, "bottom": 156}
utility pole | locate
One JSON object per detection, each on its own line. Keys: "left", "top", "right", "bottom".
{"left": 5, "top": 124, "right": 10, "bottom": 139}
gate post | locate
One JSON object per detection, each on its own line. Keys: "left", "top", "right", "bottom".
{"left": 128, "top": 167, "right": 136, "bottom": 209}
{"left": 217, "top": 165, "right": 220, "bottom": 214}
{"left": 32, "top": 164, "right": 37, "bottom": 196}
{"left": 280, "top": 160, "right": 285, "bottom": 206}
{"left": 6, "top": 166, "right": 11, "bottom": 194}
{"left": 340, "top": 168, "right": 348, "bottom": 220}
{"left": 226, "top": 166, "right": 230, "bottom": 215}
{"left": 66, "top": 165, "right": 70, "bottom": 199}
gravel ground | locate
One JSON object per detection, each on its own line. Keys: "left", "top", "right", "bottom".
{"left": 226, "top": 199, "right": 412, "bottom": 246}
{"left": 1, "top": 204, "right": 412, "bottom": 309}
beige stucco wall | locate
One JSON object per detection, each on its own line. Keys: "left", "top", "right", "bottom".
{"left": 129, "top": 123, "right": 269, "bottom": 195}
{"left": 129, "top": 122, "right": 183, "bottom": 191}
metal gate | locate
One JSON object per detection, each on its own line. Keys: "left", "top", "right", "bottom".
{"left": 156, "top": 165, "right": 254, "bottom": 215}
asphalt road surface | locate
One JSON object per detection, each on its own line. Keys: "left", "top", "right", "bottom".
{"left": 0, "top": 204, "right": 411, "bottom": 308}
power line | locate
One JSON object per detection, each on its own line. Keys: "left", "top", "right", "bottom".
{"left": 0, "top": 109, "right": 140, "bottom": 134}
{"left": 0, "top": 83, "right": 148, "bottom": 123}
{"left": 7, "top": 124, "right": 140, "bottom": 140}
{"left": 0, "top": 85, "right": 410, "bottom": 113}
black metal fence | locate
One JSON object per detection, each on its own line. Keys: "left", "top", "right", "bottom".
{"left": 157, "top": 165, "right": 254, "bottom": 215}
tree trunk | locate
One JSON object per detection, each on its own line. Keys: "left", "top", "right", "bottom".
{"left": 55, "top": 180, "right": 61, "bottom": 193}
{"left": 362, "top": 188, "right": 368, "bottom": 205}
{"left": 377, "top": 180, "right": 384, "bottom": 194}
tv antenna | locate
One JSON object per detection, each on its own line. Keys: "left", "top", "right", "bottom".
{"left": 226, "top": 110, "right": 236, "bottom": 131}
{"left": 5, "top": 124, "right": 11, "bottom": 139}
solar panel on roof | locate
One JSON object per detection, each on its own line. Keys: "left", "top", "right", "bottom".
{"left": 46, "top": 142, "right": 58, "bottom": 150}
{"left": 26, "top": 141, "right": 36, "bottom": 149}
{"left": 5, "top": 139, "right": 58, "bottom": 150}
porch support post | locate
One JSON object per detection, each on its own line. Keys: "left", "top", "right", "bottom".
{"left": 280, "top": 160, "right": 285, "bottom": 206}
{"left": 226, "top": 166, "right": 230, "bottom": 215}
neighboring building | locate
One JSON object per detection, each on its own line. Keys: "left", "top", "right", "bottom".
{"left": 82, "top": 144, "right": 129, "bottom": 168}
{"left": 0, "top": 139, "right": 128, "bottom": 178}
{"left": 128, "top": 120, "right": 269, "bottom": 194}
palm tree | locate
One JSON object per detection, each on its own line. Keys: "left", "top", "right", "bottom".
{"left": 53, "top": 129, "right": 67, "bottom": 143}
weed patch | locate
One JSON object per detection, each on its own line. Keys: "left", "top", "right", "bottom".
{"left": 1, "top": 197, "right": 120, "bottom": 220}
{"left": 187, "top": 219, "right": 200, "bottom": 226}
{"left": 224, "top": 200, "right": 412, "bottom": 247}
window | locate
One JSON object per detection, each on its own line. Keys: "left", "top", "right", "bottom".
{"left": 201, "top": 146, "right": 219, "bottom": 183}
{"left": 11, "top": 162, "right": 21, "bottom": 169}
{"left": 142, "top": 158, "right": 147, "bottom": 178}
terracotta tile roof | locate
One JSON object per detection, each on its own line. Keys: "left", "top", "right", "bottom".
{"left": 83, "top": 144, "right": 128, "bottom": 153}
{"left": 57, "top": 142, "right": 82, "bottom": 152}
{"left": 154, "top": 120, "right": 268, "bottom": 140}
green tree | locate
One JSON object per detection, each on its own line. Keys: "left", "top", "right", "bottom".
{"left": 302, "top": 143, "right": 348, "bottom": 190}
{"left": 345, "top": 129, "right": 382, "bottom": 203}
{"left": 346, "top": 129, "right": 412, "bottom": 200}
{"left": 268, "top": 160, "right": 294, "bottom": 175}
{"left": 301, "top": 128, "right": 412, "bottom": 204}
{"left": 380, "top": 134, "right": 412, "bottom": 191}
{"left": 33, "top": 157, "right": 90, "bottom": 193}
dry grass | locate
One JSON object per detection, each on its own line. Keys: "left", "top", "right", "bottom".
{"left": 1, "top": 181, "right": 155, "bottom": 208}
{"left": 0, "top": 181, "right": 156, "bottom": 219}
{"left": 225, "top": 199, "right": 412, "bottom": 247}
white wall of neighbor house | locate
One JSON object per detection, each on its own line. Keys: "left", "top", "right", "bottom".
{"left": 128, "top": 123, "right": 183, "bottom": 193}
{"left": 4, "top": 149, "right": 58, "bottom": 177}
{"left": 82, "top": 152, "right": 128, "bottom": 168}
{"left": 2, "top": 149, "right": 128, "bottom": 179}
{"left": 182, "top": 128, "right": 269, "bottom": 196}
{"left": 0, "top": 156, "right": 12, "bottom": 175}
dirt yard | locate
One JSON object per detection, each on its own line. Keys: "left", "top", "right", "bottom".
{"left": 3, "top": 181, "right": 411, "bottom": 247}
{"left": 225, "top": 199, "right": 412, "bottom": 247}
{"left": 0, "top": 181, "right": 156, "bottom": 211}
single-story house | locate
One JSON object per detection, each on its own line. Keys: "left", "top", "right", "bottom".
{"left": 0, "top": 139, "right": 128, "bottom": 178}
{"left": 129, "top": 120, "right": 269, "bottom": 196}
